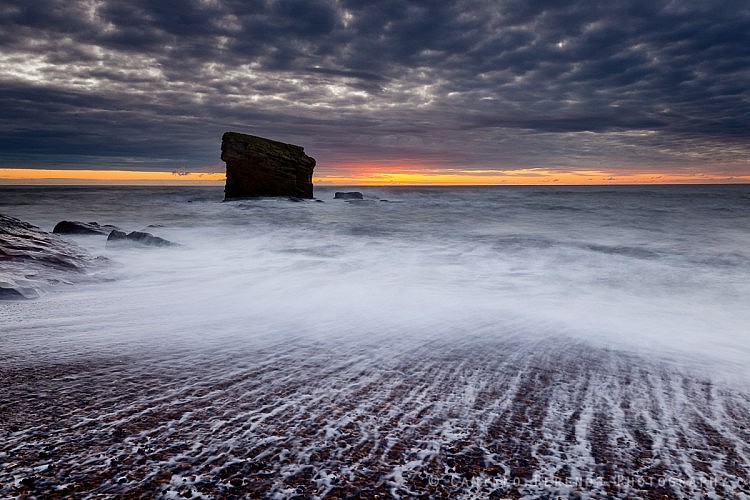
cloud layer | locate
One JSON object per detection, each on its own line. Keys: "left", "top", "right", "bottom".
{"left": 1, "top": 0, "right": 749, "bottom": 175}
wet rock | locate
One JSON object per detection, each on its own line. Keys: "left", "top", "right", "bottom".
{"left": 53, "top": 221, "right": 118, "bottom": 235}
{"left": 0, "top": 214, "right": 97, "bottom": 299}
{"left": 106, "top": 230, "right": 176, "bottom": 248}
{"left": 221, "top": 131, "right": 316, "bottom": 199}
{"left": 106, "top": 230, "right": 127, "bottom": 243}
{"left": 334, "top": 191, "right": 363, "bottom": 200}
{"left": 0, "top": 286, "right": 28, "bottom": 300}
{"left": 20, "top": 475, "right": 37, "bottom": 488}
{"left": 0, "top": 277, "right": 40, "bottom": 300}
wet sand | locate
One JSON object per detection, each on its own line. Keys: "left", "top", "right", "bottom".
{"left": 2, "top": 335, "right": 749, "bottom": 498}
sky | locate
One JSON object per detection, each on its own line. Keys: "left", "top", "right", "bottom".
{"left": 1, "top": 0, "right": 749, "bottom": 184}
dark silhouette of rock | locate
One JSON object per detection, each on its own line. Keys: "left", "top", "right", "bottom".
{"left": 221, "top": 131, "right": 316, "bottom": 199}
{"left": 106, "top": 230, "right": 176, "bottom": 248}
{"left": 334, "top": 191, "right": 364, "bottom": 200}
{"left": 106, "top": 230, "right": 128, "bottom": 243}
{"left": 53, "top": 220, "right": 119, "bottom": 235}
{"left": 1, "top": 214, "right": 97, "bottom": 299}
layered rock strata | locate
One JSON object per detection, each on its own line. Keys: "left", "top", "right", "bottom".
{"left": 221, "top": 132, "right": 316, "bottom": 199}
{"left": 0, "top": 214, "right": 97, "bottom": 299}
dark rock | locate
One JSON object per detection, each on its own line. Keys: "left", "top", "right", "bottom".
{"left": 0, "top": 214, "right": 96, "bottom": 299}
{"left": 221, "top": 131, "right": 316, "bottom": 199}
{"left": 20, "top": 475, "right": 37, "bottom": 488}
{"left": 128, "top": 231, "right": 174, "bottom": 247}
{"left": 0, "top": 286, "right": 26, "bottom": 300}
{"left": 53, "top": 220, "right": 118, "bottom": 235}
{"left": 334, "top": 191, "right": 364, "bottom": 200}
{"left": 107, "top": 230, "right": 127, "bottom": 241}
{"left": 106, "top": 230, "right": 176, "bottom": 248}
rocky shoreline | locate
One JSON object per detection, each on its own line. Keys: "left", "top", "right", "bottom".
{"left": 1, "top": 336, "right": 748, "bottom": 498}
{"left": 0, "top": 214, "right": 101, "bottom": 299}
{"left": 1, "top": 215, "right": 177, "bottom": 299}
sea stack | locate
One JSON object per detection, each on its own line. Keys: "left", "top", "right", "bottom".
{"left": 221, "top": 131, "right": 316, "bottom": 199}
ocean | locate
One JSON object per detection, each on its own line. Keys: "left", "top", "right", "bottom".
{"left": 1, "top": 184, "right": 749, "bottom": 497}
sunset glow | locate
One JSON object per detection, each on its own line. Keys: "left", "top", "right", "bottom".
{"left": 0, "top": 168, "right": 225, "bottom": 185}
{"left": 2, "top": 166, "right": 749, "bottom": 186}
{"left": 315, "top": 166, "right": 750, "bottom": 185}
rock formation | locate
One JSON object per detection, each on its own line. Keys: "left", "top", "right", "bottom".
{"left": 221, "top": 131, "right": 316, "bottom": 199}
{"left": 53, "top": 220, "right": 119, "bottom": 235}
{"left": 106, "top": 230, "right": 176, "bottom": 248}
{"left": 334, "top": 191, "right": 364, "bottom": 200}
{"left": 0, "top": 214, "right": 98, "bottom": 299}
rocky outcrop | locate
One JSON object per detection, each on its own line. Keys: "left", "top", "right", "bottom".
{"left": 221, "top": 131, "right": 316, "bottom": 199}
{"left": 0, "top": 214, "right": 98, "bottom": 299}
{"left": 334, "top": 191, "right": 364, "bottom": 200}
{"left": 53, "top": 220, "right": 119, "bottom": 235}
{"left": 106, "top": 230, "right": 176, "bottom": 248}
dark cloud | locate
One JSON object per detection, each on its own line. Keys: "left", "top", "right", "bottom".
{"left": 0, "top": 0, "right": 749, "bottom": 174}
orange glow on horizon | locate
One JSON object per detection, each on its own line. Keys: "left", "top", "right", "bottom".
{"left": 313, "top": 165, "right": 750, "bottom": 185}
{"left": 1, "top": 166, "right": 748, "bottom": 186}
{"left": 0, "top": 168, "right": 225, "bottom": 185}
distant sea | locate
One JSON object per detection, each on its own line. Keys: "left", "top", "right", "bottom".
{"left": 2, "top": 184, "right": 749, "bottom": 497}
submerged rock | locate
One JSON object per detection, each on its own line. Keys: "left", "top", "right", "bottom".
{"left": 53, "top": 220, "right": 119, "bottom": 235}
{"left": 0, "top": 285, "right": 27, "bottom": 300}
{"left": 0, "top": 214, "right": 98, "bottom": 299}
{"left": 106, "top": 230, "right": 176, "bottom": 248}
{"left": 334, "top": 191, "right": 364, "bottom": 200}
{"left": 221, "top": 131, "right": 316, "bottom": 200}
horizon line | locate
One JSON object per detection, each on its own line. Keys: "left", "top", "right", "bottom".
{"left": 1, "top": 167, "right": 749, "bottom": 186}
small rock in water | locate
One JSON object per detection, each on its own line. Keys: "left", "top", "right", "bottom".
{"left": 53, "top": 220, "right": 118, "bottom": 235}
{"left": 106, "top": 230, "right": 128, "bottom": 242}
{"left": 106, "top": 230, "right": 176, "bottom": 248}
{"left": 0, "top": 285, "right": 30, "bottom": 300}
{"left": 334, "top": 191, "right": 364, "bottom": 200}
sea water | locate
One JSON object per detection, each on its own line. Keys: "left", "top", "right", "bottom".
{"left": 2, "top": 185, "right": 748, "bottom": 375}
{"left": 1, "top": 185, "right": 749, "bottom": 497}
